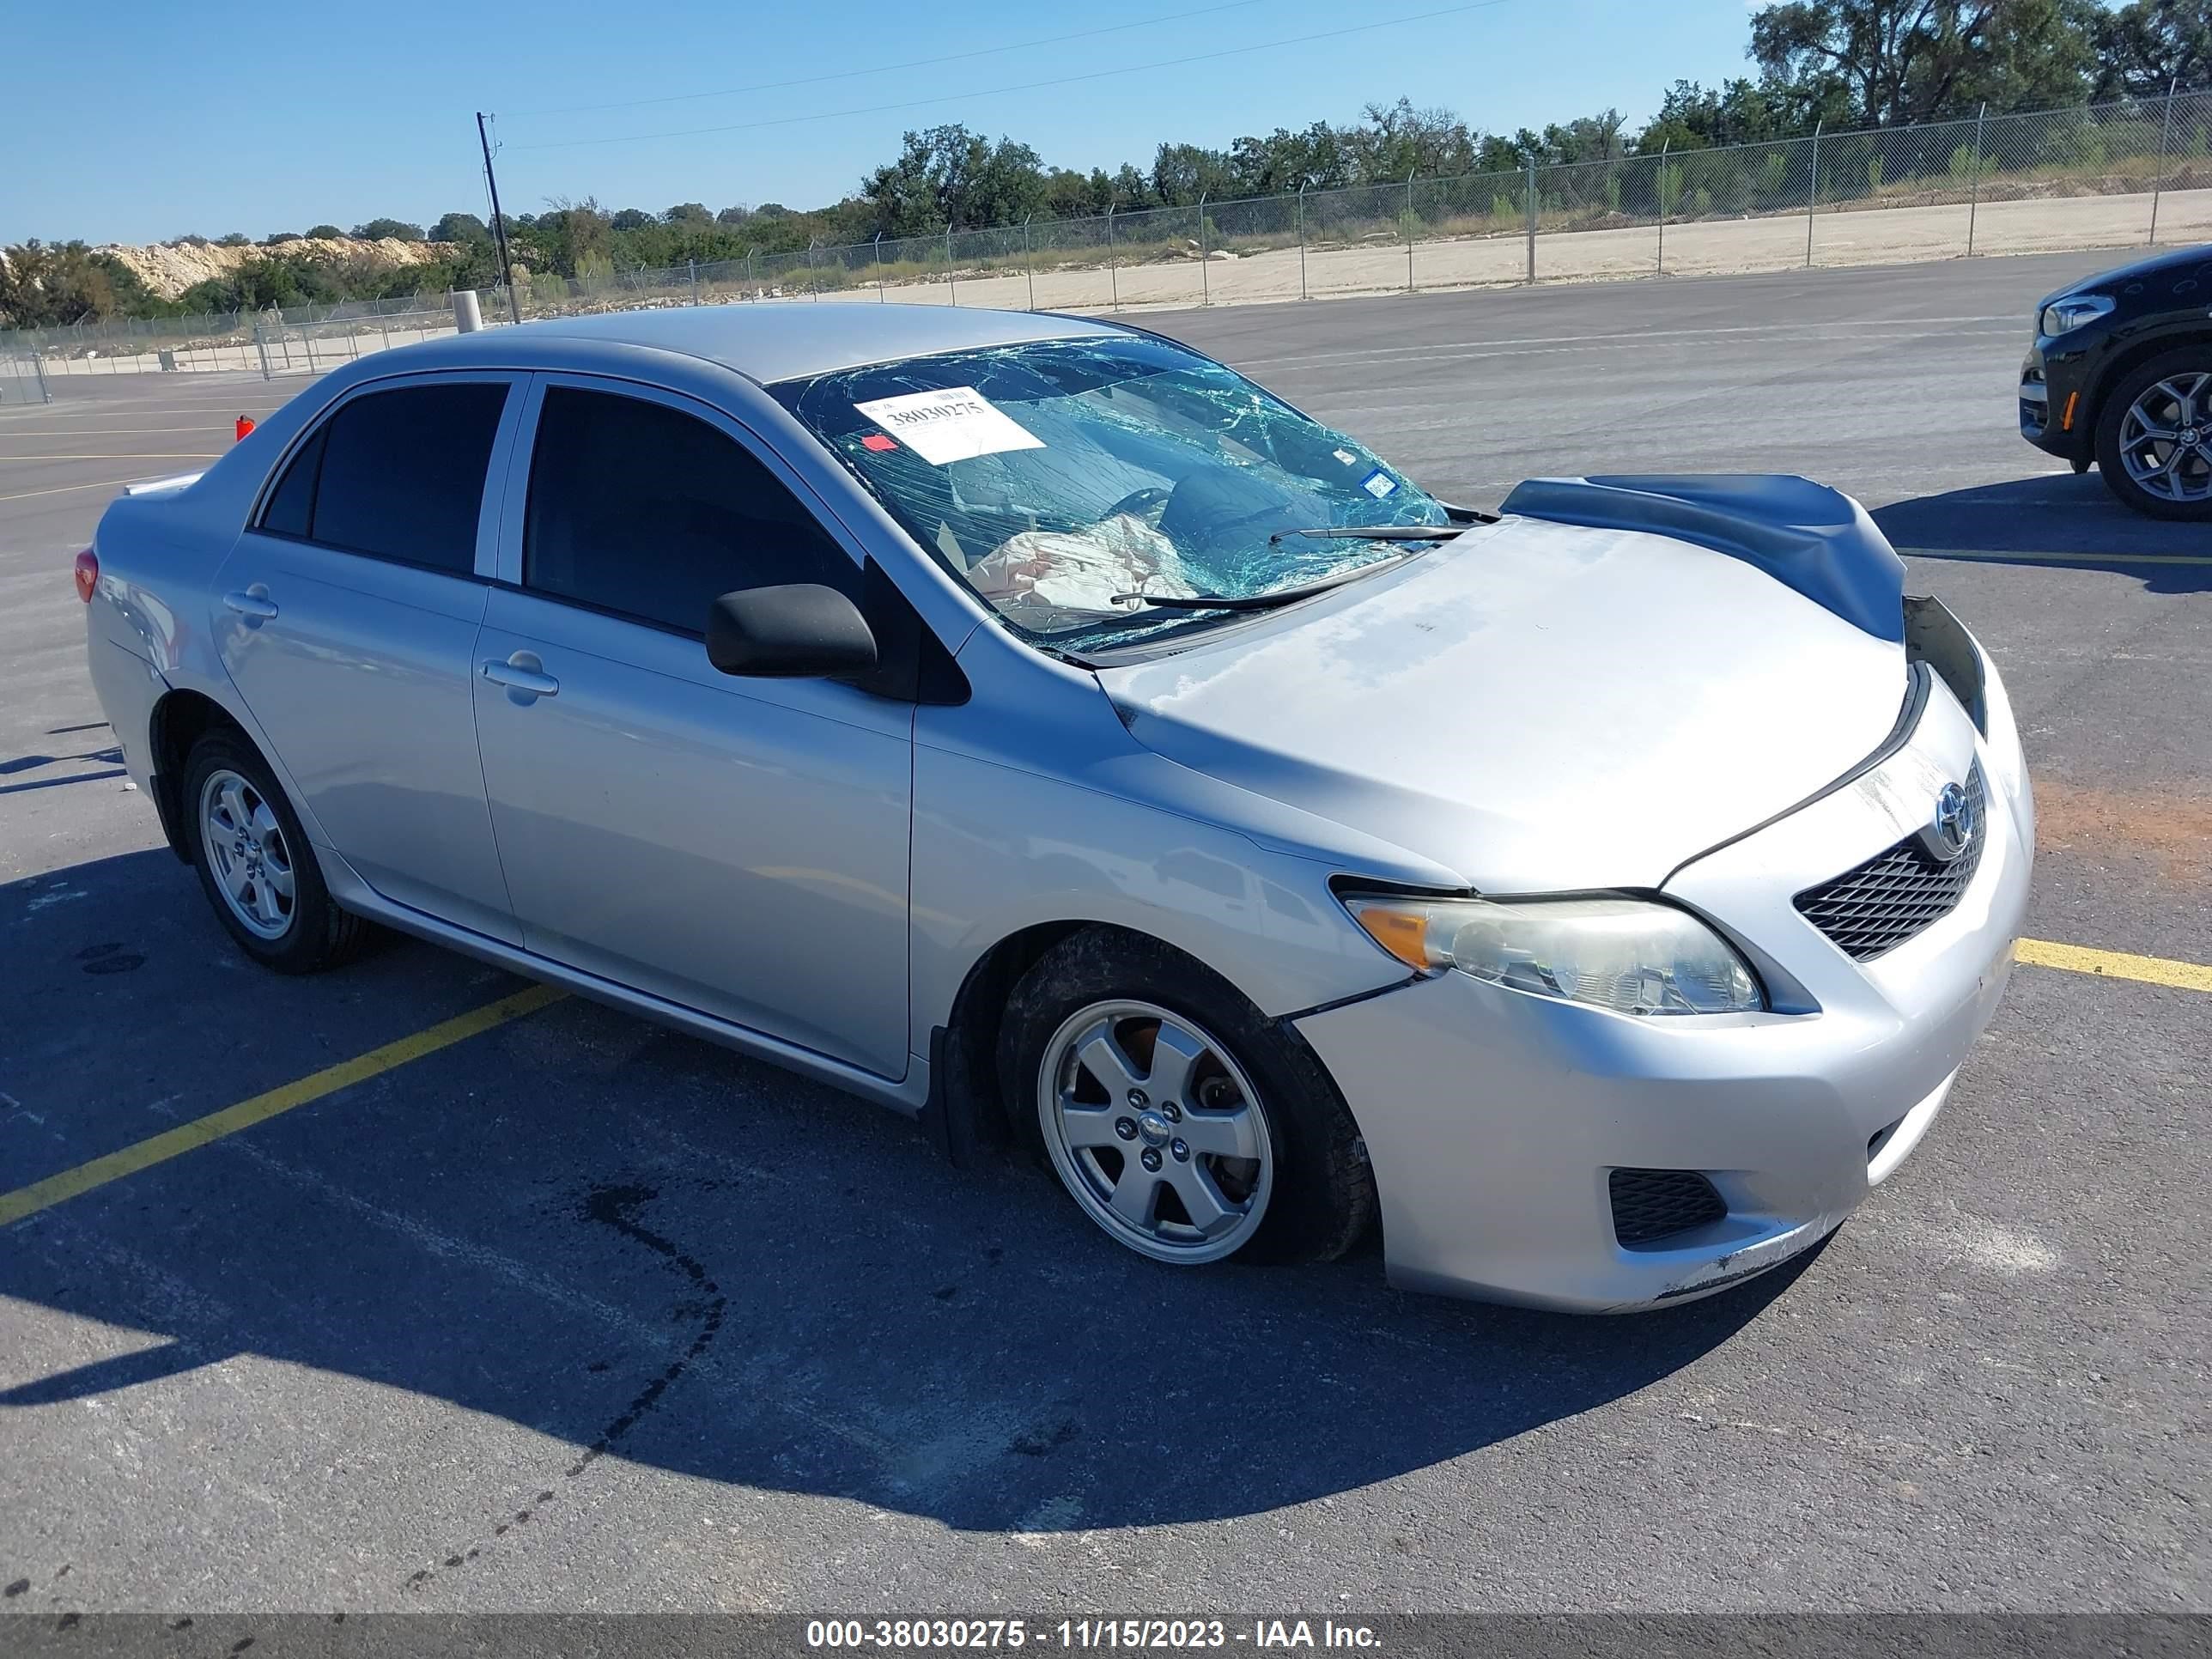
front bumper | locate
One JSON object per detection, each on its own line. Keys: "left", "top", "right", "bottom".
{"left": 1298, "top": 665, "right": 2033, "bottom": 1313}
{"left": 2020, "top": 331, "right": 2102, "bottom": 462}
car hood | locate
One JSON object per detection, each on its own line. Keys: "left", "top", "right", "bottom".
{"left": 1099, "top": 516, "right": 1908, "bottom": 891}
{"left": 2039, "top": 242, "right": 2212, "bottom": 308}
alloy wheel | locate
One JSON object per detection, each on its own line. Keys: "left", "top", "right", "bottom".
{"left": 1037, "top": 1000, "right": 1273, "bottom": 1263}
{"left": 2118, "top": 371, "right": 2212, "bottom": 505}
{"left": 199, "top": 769, "right": 296, "bottom": 940}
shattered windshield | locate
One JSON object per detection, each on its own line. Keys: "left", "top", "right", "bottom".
{"left": 769, "top": 335, "right": 1451, "bottom": 651}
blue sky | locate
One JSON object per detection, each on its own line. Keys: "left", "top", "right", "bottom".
{"left": 10, "top": 0, "right": 1763, "bottom": 245}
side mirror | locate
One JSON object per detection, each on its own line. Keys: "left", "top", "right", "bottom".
{"left": 706, "top": 584, "right": 878, "bottom": 679}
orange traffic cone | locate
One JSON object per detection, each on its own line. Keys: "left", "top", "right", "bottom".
{"left": 235, "top": 414, "right": 256, "bottom": 441}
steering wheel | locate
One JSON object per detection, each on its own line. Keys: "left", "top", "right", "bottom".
{"left": 1101, "top": 485, "right": 1174, "bottom": 521}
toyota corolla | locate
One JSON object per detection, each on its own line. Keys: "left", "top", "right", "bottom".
{"left": 77, "top": 305, "right": 2032, "bottom": 1310}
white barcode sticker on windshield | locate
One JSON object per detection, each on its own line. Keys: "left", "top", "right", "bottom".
{"left": 853, "top": 386, "right": 1044, "bottom": 465}
{"left": 1361, "top": 469, "right": 1399, "bottom": 498}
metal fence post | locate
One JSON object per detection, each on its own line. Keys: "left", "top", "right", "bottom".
{"left": 1024, "top": 216, "right": 1036, "bottom": 311}
{"left": 1107, "top": 206, "right": 1120, "bottom": 312}
{"left": 873, "top": 233, "right": 886, "bottom": 301}
{"left": 808, "top": 240, "right": 821, "bottom": 300}
{"left": 1966, "top": 104, "right": 1987, "bottom": 256}
{"left": 1406, "top": 169, "right": 1416, "bottom": 294}
{"left": 1524, "top": 154, "right": 1537, "bottom": 284}
{"left": 33, "top": 349, "right": 52, "bottom": 404}
{"left": 1198, "top": 191, "right": 1211, "bottom": 307}
{"left": 689, "top": 258, "right": 699, "bottom": 304}
{"left": 946, "top": 227, "right": 957, "bottom": 306}
{"left": 747, "top": 247, "right": 757, "bottom": 299}
{"left": 1297, "top": 184, "right": 1309, "bottom": 301}
{"left": 2150, "top": 77, "right": 2179, "bottom": 246}
{"left": 1657, "top": 139, "right": 1670, "bottom": 274}
{"left": 1806, "top": 121, "right": 1822, "bottom": 267}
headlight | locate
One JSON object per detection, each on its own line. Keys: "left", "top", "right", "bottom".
{"left": 2039, "top": 295, "right": 2114, "bottom": 337}
{"left": 1340, "top": 893, "right": 1764, "bottom": 1016}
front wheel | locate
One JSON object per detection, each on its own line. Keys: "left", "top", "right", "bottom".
{"left": 2094, "top": 351, "right": 2212, "bottom": 520}
{"left": 1001, "top": 928, "right": 1375, "bottom": 1267}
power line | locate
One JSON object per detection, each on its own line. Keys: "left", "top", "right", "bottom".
{"left": 507, "top": 0, "right": 1270, "bottom": 118}
{"left": 508, "top": 0, "right": 1512, "bottom": 153}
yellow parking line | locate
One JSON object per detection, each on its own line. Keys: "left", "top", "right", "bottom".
{"left": 0, "top": 983, "right": 566, "bottom": 1228}
{"left": 2016, "top": 938, "right": 2212, "bottom": 994}
{"left": 2, "top": 934, "right": 2197, "bottom": 1233}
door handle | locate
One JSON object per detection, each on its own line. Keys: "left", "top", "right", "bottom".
{"left": 222, "top": 587, "right": 279, "bottom": 621}
{"left": 483, "top": 653, "right": 560, "bottom": 699}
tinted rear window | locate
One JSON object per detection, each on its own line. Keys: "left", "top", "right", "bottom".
{"left": 290, "top": 383, "right": 508, "bottom": 574}
{"left": 259, "top": 424, "right": 325, "bottom": 539}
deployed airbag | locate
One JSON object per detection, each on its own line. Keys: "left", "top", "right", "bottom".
{"left": 1499, "top": 474, "right": 1906, "bottom": 642}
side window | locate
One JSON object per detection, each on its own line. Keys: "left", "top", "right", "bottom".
{"left": 260, "top": 382, "right": 507, "bottom": 574}
{"left": 524, "top": 386, "right": 856, "bottom": 634}
{"left": 258, "top": 424, "right": 325, "bottom": 538}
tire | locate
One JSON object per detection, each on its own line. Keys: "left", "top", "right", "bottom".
{"left": 180, "top": 732, "right": 372, "bottom": 974}
{"left": 1000, "top": 927, "right": 1375, "bottom": 1267}
{"left": 2094, "top": 349, "right": 2212, "bottom": 521}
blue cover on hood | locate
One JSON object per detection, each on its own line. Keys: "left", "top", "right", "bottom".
{"left": 1498, "top": 473, "right": 1906, "bottom": 642}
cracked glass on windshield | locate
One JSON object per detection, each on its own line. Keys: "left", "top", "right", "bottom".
{"left": 770, "top": 335, "right": 1450, "bottom": 651}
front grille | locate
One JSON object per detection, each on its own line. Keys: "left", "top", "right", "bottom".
{"left": 1609, "top": 1169, "right": 1727, "bottom": 1249}
{"left": 1795, "top": 763, "right": 1987, "bottom": 962}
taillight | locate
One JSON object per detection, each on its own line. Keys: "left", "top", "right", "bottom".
{"left": 74, "top": 548, "right": 98, "bottom": 603}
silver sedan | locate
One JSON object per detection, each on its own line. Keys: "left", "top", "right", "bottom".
{"left": 77, "top": 304, "right": 2032, "bottom": 1310}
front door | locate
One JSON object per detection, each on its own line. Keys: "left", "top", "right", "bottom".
{"left": 471, "top": 380, "right": 913, "bottom": 1078}
{"left": 211, "top": 374, "right": 522, "bottom": 941}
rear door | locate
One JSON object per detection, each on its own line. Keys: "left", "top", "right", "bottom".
{"left": 212, "top": 374, "right": 526, "bottom": 941}
{"left": 471, "top": 377, "right": 913, "bottom": 1078}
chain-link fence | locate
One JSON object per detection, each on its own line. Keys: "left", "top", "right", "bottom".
{"left": 482, "top": 87, "right": 2205, "bottom": 319}
{"left": 0, "top": 349, "right": 51, "bottom": 405}
{"left": 3, "top": 88, "right": 2204, "bottom": 383}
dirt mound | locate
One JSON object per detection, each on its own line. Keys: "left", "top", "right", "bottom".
{"left": 100, "top": 237, "right": 453, "bottom": 300}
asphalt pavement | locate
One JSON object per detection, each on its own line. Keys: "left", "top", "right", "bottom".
{"left": 1, "top": 250, "right": 2206, "bottom": 1615}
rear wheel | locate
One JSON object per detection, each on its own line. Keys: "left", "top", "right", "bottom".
{"left": 1001, "top": 927, "right": 1374, "bottom": 1267}
{"left": 182, "top": 733, "right": 370, "bottom": 973}
{"left": 2094, "top": 350, "right": 2212, "bottom": 520}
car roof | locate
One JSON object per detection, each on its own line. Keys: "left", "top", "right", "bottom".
{"left": 486, "top": 301, "right": 1127, "bottom": 385}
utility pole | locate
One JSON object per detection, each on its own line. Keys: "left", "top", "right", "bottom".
{"left": 1657, "top": 138, "right": 1670, "bottom": 275}
{"left": 476, "top": 112, "right": 521, "bottom": 324}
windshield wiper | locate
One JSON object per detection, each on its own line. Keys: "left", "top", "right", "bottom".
{"left": 1265, "top": 524, "right": 1462, "bottom": 544}
{"left": 1111, "top": 538, "right": 1444, "bottom": 613}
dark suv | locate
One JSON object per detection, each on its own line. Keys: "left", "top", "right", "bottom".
{"left": 2020, "top": 243, "right": 2212, "bottom": 520}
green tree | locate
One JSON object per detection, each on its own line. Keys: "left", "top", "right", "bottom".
{"left": 1750, "top": 0, "right": 2096, "bottom": 125}
{"left": 0, "top": 240, "right": 120, "bottom": 325}
{"left": 663, "top": 203, "right": 714, "bottom": 227}
{"left": 305, "top": 224, "right": 343, "bottom": 240}
{"left": 861, "top": 125, "right": 1048, "bottom": 234}
{"left": 351, "top": 218, "right": 424, "bottom": 240}
{"left": 429, "top": 211, "right": 489, "bottom": 244}
{"left": 2090, "top": 0, "right": 2212, "bottom": 97}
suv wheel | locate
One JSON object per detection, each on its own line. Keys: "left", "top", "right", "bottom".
{"left": 2094, "top": 350, "right": 2212, "bottom": 520}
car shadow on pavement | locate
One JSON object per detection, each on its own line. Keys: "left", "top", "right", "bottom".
{"left": 1875, "top": 472, "right": 2212, "bottom": 595}
{"left": 2, "top": 847, "right": 1813, "bottom": 1546}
